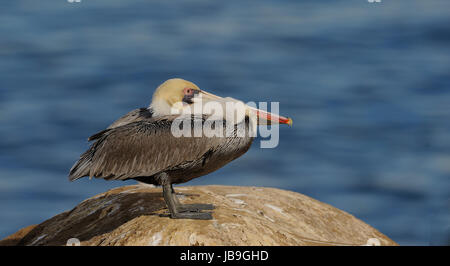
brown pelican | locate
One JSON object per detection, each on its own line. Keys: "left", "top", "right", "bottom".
{"left": 69, "top": 78, "right": 292, "bottom": 219}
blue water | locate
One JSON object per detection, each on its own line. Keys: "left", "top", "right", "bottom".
{"left": 0, "top": 0, "right": 449, "bottom": 245}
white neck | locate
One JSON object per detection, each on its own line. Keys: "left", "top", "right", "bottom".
{"left": 149, "top": 99, "right": 172, "bottom": 117}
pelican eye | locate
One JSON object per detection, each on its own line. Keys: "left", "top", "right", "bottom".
{"left": 182, "top": 88, "right": 198, "bottom": 104}
{"left": 183, "top": 87, "right": 194, "bottom": 95}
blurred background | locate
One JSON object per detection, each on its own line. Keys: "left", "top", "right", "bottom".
{"left": 0, "top": 0, "right": 449, "bottom": 245}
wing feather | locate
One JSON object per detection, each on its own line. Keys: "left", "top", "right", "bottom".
{"left": 69, "top": 115, "right": 222, "bottom": 181}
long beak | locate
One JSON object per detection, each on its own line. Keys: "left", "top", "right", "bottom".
{"left": 246, "top": 105, "right": 293, "bottom": 126}
{"left": 198, "top": 90, "right": 293, "bottom": 126}
{"left": 198, "top": 90, "right": 224, "bottom": 102}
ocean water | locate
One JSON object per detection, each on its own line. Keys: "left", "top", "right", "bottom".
{"left": 0, "top": 0, "right": 449, "bottom": 245}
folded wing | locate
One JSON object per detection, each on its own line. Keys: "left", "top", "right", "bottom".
{"left": 69, "top": 115, "right": 221, "bottom": 181}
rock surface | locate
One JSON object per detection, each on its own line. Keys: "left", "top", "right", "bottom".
{"left": 0, "top": 185, "right": 397, "bottom": 246}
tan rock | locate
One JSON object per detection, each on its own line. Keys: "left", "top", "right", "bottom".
{"left": 0, "top": 185, "right": 397, "bottom": 246}
{"left": 0, "top": 224, "right": 37, "bottom": 246}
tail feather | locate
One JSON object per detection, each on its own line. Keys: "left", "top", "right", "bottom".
{"left": 69, "top": 129, "right": 110, "bottom": 181}
{"left": 68, "top": 151, "right": 93, "bottom": 181}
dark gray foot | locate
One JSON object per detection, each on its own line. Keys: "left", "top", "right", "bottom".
{"left": 171, "top": 211, "right": 213, "bottom": 220}
{"left": 161, "top": 181, "right": 214, "bottom": 220}
{"left": 177, "top": 204, "right": 215, "bottom": 212}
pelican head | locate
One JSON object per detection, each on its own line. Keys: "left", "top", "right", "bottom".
{"left": 150, "top": 78, "right": 292, "bottom": 126}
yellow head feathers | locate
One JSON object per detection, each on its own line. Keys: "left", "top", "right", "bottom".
{"left": 152, "top": 78, "right": 200, "bottom": 107}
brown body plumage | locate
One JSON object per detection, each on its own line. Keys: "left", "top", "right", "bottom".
{"left": 69, "top": 110, "right": 253, "bottom": 186}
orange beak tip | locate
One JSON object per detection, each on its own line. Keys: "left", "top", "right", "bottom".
{"left": 287, "top": 117, "right": 293, "bottom": 126}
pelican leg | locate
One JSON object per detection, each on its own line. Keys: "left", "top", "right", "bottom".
{"left": 162, "top": 183, "right": 213, "bottom": 220}
{"left": 171, "top": 184, "right": 215, "bottom": 212}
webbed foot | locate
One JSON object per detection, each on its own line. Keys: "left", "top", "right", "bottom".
{"left": 177, "top": 204, "right": 215, "bottom": 212}
{"left": 170, "top": 211, "right": 213, "bottom": 220}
